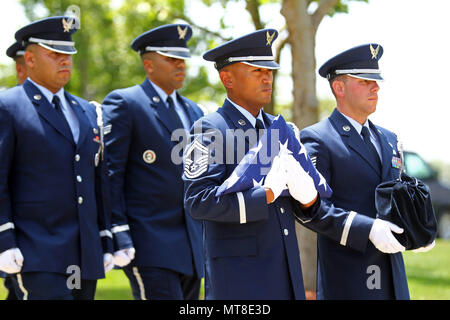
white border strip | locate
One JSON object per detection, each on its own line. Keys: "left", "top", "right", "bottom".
{"left": 111, "top": 225, "right": 130, "bottom": 234}
{"left": 132, "top": 266, "right": 147, "bottom": 300}
{"left": 99, "top": 230, "right": 113, "bottom": 238}
{"left": 237, "top": 192, "right": 246, "bottom": 224}
{"left": 0, "top": 222, "right": 14, "bottom": 233}
{"left": 340, "top": 211, "right": 357, "bottom": 246}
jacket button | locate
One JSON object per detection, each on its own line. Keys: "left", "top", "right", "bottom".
{"left": 284, "top": 229, "right": 289, "bottom": 236}
{"left": 75, "top": 154, "right": 80, "bottom": 162}
{"left": 77, "top": 175, "right": 82, "bottom": 183}
{"left": 280, "top": 207, "right": 285, "bottom": 214}
{"left": 78, "top": 197, "right": 83, "bottom": 204}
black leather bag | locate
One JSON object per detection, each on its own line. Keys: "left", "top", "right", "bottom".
{"left": 375, "top": 172, "right": 437, "bottom": 250}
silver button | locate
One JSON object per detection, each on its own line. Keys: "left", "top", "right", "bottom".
{"left": 78, "top": 197, "right": 83, "bottom": 204}
{"left": 280, "top": 207, "right": 285, "bottom": 214}
{"left": 77, "top": 176, "right": 82, "bottom": 183}
{"left": 284, "top": 229, "right": 289, "bottom": 236}
{"left": 75, "top": 154, "right": 80, "bottom": 162}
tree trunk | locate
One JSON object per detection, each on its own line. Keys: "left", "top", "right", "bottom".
{"left": 281, "top": 0, "right": 319, "bottom": 128}
{"left": 281, "top": 0, "right": 319, "bottom": 297}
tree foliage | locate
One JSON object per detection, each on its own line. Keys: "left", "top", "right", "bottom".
{"left": 0, "top": 0, "right": 226, "bottom": 106}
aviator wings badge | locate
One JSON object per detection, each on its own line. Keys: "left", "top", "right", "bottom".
{"left": 370, "top": 44, "right": 380, "bottom": 59}
{"left": 266, "top": 31, "right": 275, "bottom": 46}
{"left": 177, "top": 25, "right": 188, "bottom": 40}
{"left": 62, "top": 17, "right": 74, "bottom": 32}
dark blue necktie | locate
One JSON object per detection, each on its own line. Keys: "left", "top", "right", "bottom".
{"left": 361, "top": 126, "right": 381, "bottom": 169}
{"left": 255, "top": 118, "right": 265, "bottom": 130}
{"left": 255, "top": 118, "right": 265, "bottom": 140}
{"left": 166, "top": 96, "right": 184, "bottom": 130}
{"left": 52, "top": 95, "right": 73, "bottom": 141}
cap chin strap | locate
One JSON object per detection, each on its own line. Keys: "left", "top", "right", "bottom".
{"left": 334, "top": 68, "right": 380, "bottom": 75}
{"left": 346, "top": 74, "right": 384, "bottom": 82}
{"left": 37, "top": 43, "right": 77, "bottom": 55}
{"left": 241, "top": 61, "right": 280, "bottom": 70}
{"left": 227, "top": 55, "right": 274, "bottom": 63}
{"left": 28, "top": 37, "right": 75, "bottom": 47}
{"left": 214, "top": 56, "right": 276, "bottom": 70}
{"left": 143, "top": 46, "right": 189, "bottom": 53}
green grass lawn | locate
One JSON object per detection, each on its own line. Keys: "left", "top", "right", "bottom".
{"left": 403, "top": 239, "right": 450, "bottom": 300}
{"left": 1, "top": 239, "right": 448, "bottom": 300}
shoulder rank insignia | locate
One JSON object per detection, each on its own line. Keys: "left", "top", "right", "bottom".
{"left": 184, "top": 140, "right": 209, "bottom": 179}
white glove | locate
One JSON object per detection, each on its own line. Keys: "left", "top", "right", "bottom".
{"left": 113, "top": 247, "right": 136, "bottom": 267}
{"left": 103, "top": 253, "right": 114, "bottom": 273}
{"left": 283, "top": 154, "right": 318, "bottom": 205}
{"left": 369, "top": 219, "right": 405, "bottom": 253}
{"left": 0, "top": 248, "right": 24, "bottom": 274}
{"left": 411, "top": 240, "right": 435, "bottom": 253}
{"left": 263, "top": 155, "right": 288, "bottom": 203}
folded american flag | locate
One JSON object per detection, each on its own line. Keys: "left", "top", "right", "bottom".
{"left": 216, "top": 115, "right": 332, "bottom": 198}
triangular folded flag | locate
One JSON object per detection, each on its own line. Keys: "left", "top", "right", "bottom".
{"left": 216, "top": 115, "right": 332, "bottom": 198}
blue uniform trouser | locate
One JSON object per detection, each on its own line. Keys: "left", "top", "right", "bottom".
{"left": 3, "top": 276, "right": 17, "bottom": 300}
{"left": 123, "top": 265, "right": 201, "bottom": 300}
{"left": 9, "top": 272, "right": 97, "bottom": 300}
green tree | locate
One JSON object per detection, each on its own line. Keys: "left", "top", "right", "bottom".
{"left": 3, "top": 0, "right": 225, "bottom": 106}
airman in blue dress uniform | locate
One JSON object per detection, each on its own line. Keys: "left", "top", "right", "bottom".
{"left": 300, "top": 44, "right": 433, "bottom": 299}
{"left": 6, "top": 41, "right": 27, "bottom": 85}
{"left": 0, "top": 16, "right": 113, "bottom": 300}
{"left": 0, "top": 39, "right": 28, "bottom": 301}
{"left": 183, "top": 29, "right": 327, "bottom": 300}
{"left": 102, "top": 24, "right": 204, "bottom": 300}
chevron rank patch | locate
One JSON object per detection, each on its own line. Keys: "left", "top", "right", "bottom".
{"left": 184, "top": 140, "right": 209, "bottom": 179}
{"left": 310, "top": 156, "right": 317, "bottom": 168}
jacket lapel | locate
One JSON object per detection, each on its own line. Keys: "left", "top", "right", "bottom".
{"left": 23, "top": 80, "right": 75, "bottom": 145}
{"left": 219, "top": 100, "right": 256, "bottom": 149}
{"left": 371, "top": 123, "right": 394, "bottom": 181}
{"left": 329, "top": 109, "right": 381, "bottom": 177}
{"left": 177, "top": 93, "right": 197, "bottom": 126}
{"left": 65, "top": 92, "right": 89, "bottom": 148}
{"left": 140, "top": 78, "right": 180, "bottom": 135}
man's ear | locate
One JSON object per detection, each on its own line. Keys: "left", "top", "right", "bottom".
{"left": 24, "top": 50, "right": 34, "bottom": 69}
{"left": 332, "top": 79, "right": 345, "bottom": 98}
{"left": 219, "top": 69, "right": 233, "bottom": 89}
{"left": 143, "top": 58, "right": 154, "bottom": 75}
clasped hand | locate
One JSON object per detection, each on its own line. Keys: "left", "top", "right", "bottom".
{"left": 263, "top": 153, "right": 317, "bottom": 205}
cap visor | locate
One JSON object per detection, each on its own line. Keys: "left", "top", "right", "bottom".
{"left": 348, "top": 73, "right": 384, "bottom": 81}
{"left": 242, "top": 60, "right": 280, "bottom": 70}
{"left": 157, "top": 50, "right": 190, "bottom": 60}
{"left": 38, "top": 43, "right": 77, "bottom": 55}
